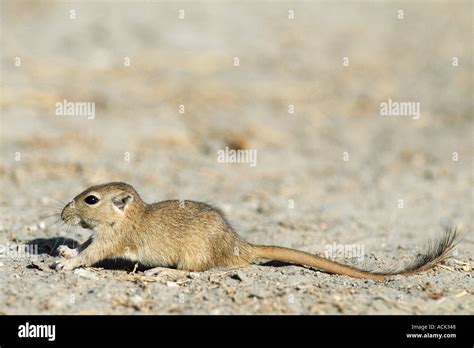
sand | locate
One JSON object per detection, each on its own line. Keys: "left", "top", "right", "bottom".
{"left": 0, "top": 0, "right": 472, "bottom": 314}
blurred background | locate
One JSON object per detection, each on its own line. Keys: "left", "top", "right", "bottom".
{"left": 0, "top": 0, "right": 472, "bottom": 254}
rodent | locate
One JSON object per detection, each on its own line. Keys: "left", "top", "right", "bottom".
{"left": 54, "top": 182, "right": 460, "bottom": 281}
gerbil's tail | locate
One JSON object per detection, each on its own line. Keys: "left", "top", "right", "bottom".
{"left": 251, "top": 228, "right": 461, "bottom": 281}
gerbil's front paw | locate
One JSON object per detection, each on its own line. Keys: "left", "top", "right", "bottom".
{"left": 54, "top": 259, "right": 78, "bottom": 271}
{"left": 57, "top": 245, "right": 78, "bottom": 259}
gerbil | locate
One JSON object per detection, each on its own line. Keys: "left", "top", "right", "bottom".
{"left": 54, "top": 182, "right": 460, "bottom": 281}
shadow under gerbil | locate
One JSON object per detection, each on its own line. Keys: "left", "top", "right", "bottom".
{"left": 26, "top": 237, "right": 80, "bottom": 256}
{"left": 93, "top": 258, "right": 148, "bottom": 272}
{"left": 259, "top": 260, "right": 295, "bottom": 268}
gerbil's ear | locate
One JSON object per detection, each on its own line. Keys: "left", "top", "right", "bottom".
{"left": 112, "top": 192, "right": 133, "bottom": 212}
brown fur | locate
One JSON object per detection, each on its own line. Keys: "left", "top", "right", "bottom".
{"left": 55, "top": 182, "right": 460, "bottom": 281}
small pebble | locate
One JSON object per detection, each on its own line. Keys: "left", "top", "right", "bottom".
{"left": 166, "top": 281, "right": 179, "bottom": 288}
{"left": 74, "top": 269, "right": 98, "bottom": 280}
{"left": 26, "top": 224, "right": 38, "bottom": 232}
{"left": 129, "top": 295, "right": 143, "bottom": 306}
{"left": 221, "top": 204, "right": 232, "bottom": 214}
{"left": 188, "top": 272, "right": 200, "bottom": 279}
{"left": 234, "top": 271, "right": 248, "bottom": 282}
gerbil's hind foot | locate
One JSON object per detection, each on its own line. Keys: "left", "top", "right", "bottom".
{"left": 57, "top": 245, "right": 78, "bottom": 259}
{"left": 144, "top": 267, "right": 188, "bottom": 277}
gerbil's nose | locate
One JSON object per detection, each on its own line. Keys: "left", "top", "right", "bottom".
{"left": 61, "top": 200, "right": 74, "bottom": 221}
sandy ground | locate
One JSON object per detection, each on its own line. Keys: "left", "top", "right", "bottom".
{"left": 0, "top": 0, "right": 472, "bottom": 314}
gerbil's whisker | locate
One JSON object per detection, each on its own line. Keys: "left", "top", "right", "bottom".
{"left": 49, "top": 219, "right": 63, "bottom": 230}
{"left": 39, "top": 212, "right": 61, "bottom": 219}
{"left": 41, "top": 202, "right": 65, "bottom": 211}
{"left": 51, "top": 198, "right": 67, "bottom": 206}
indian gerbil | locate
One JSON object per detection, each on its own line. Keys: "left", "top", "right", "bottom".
{"left": 54, "top": 182, "right": 460, "bottom": 281}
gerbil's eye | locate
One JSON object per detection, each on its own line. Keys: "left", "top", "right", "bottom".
{"left": 84, "top": 195, "right": 99, "bottom": 205}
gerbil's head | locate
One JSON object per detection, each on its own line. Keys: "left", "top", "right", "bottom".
{"left": 61, "top": 182, "right": 144, "bottom": 229}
